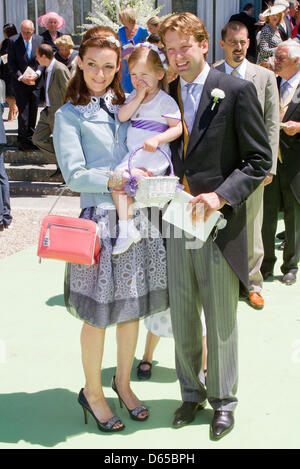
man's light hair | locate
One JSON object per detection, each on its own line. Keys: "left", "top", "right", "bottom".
{"left": 278, "top": 39, "right": 300, "bottom": 68}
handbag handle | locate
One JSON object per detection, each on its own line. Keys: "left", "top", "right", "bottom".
{"left": 46, "top": 178, "right": 97, "bottom": 216}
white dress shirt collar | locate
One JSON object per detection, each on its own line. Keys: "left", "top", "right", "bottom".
{"left": 224, "top": 59, "right": 247, "bottom": 79}
{"left": 23, "top": 36, "right": 32, "bottom": 46}
{"left": 46, "top": 59, "right": 56, "bottom": 107}
{"left": 46, "top": 58, "right": 56, "bottom": 74}
{"left": 281, "top": 69, "right": 300, "bottom": 90}
{"left": 180, "top": 62, "right": 211, "bottom": 90}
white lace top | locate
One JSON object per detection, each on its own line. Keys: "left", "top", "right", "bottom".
{"left": 76, "top": 88, "right": 120, "bottom": 119}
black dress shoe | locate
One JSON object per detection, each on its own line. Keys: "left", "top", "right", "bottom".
{"left": 137, "top": 360, "right": 152, "bottom": 380}
{"left": 210, "top": 411, "right": 234, "bottom": 440}
{"left": 262, "top": 270, "right": 273, "bottom": 281}
{"left": 172, "top": 400, "right": 206, "bottom": 428}
{"left": 50, "top": 168, "right": 62, "bottom": 178}
{"left": 282, "top": 272, "right": 297, "bottom": 285}
{"left": 276, "top": 231, "right": 285, "bottom": 240}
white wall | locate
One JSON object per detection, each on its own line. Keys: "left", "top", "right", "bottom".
{"left": 46, "top": 0, "right": 74, "bottom": 34}
{"left": 157, "top": 0, "right": 172, "bottom": 17}
{"left": 198, "top": 0, "right": 240, "bottom": 63}
{"left": 157, "top": 0, "right": 240, "bottom": 63}
{"left": 5, "top": 0, "right": 28, "bottom": 31}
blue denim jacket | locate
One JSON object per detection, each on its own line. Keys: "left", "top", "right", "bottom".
{"left": 53, "top": 101, "right": 129, "bottom": 209}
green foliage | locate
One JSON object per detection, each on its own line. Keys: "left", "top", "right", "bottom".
{"left": 83, "top": 0, "right": 162, "bottom": 32}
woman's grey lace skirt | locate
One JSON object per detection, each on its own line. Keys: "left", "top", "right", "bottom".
{"left": 64, "top": 206, "right": 169, "bottom": 328}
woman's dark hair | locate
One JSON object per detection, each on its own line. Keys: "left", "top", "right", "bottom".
{"left": 64, "top": 26, "right": 125, "bottom": 106}
{"left": 3, "top": 23, "right": 18, "bottom": 38}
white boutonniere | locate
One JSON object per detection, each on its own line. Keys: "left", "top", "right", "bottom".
{"left": 211, "top": 89, "right": 225, "bottom": 110}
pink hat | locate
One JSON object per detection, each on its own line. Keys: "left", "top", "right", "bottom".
{"left": 38, "top": 11, "right": 65, "bottom": 30}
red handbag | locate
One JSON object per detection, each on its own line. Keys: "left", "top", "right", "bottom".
{"left": 38, "top": 214, "right": 101, "bottom": 265}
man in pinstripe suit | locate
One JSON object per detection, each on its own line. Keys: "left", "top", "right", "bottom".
{"left": 160, "top": 13, "right": 272, "bottom": 439}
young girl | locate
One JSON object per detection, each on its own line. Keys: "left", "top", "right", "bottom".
{"left": 112, "top": 43, "right": 182, "bottom": 255}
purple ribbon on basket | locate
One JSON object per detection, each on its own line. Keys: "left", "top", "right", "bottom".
{"left": 124, "top": 146, "right": 177, "bottom": 197}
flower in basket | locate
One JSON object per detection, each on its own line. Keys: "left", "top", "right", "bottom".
{"left": 124, "top": 176, "right": 139, "bottom": 197}
{"left": 211, "top": 89, "right": 225, "bottom": 111}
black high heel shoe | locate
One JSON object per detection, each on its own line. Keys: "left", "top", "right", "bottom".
{"left": 78, "top": 389, "right": 125, "bottom": 432}
{"left": 112, "top": 376, "right": 149, "bottom": 421}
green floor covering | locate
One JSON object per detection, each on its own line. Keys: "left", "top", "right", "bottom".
{"left": 1, "top": 226, "right": 300, "bottom": 449}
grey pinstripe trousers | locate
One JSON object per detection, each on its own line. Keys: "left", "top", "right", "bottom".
{"left": 167, "top": 230, "right": 239, "bottom": 411}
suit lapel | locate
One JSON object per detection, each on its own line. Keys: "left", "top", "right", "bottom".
{"left": 186, "top": 67, "right": 221, "bottom": 158}
{"left": 245, "top": 60, "right": 256, "bottom": 84}
{"left": 18, "top": 35, "right": 28, "bottom": 62}
{"left": 48, "top": 60, "right": 57, "bottom": 90}
{"left": 283, "top": 82, "right": 300, "bottom": 122}
{"left": 30, "top": 35, "right": 37, "bottom": 62}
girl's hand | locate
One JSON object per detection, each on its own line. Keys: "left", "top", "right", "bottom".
{"left": 135, "top": 80, "right": 149, "bottom": 100}
{"left": 143, "top": 136, "right": 160, "bottom": 152}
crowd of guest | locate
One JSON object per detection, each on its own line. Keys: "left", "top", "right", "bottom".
{"left": 0, "top": 2, "right": 300, "bottom": 441}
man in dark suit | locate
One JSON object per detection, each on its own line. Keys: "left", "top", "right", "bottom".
{"left": 33, "top": 44, "right": 70, "bottom": 179}
{"left": 274, "top": 0, "right": 294, "bottom": 40}
{"left": 262, "top": 39, "right": 300, "bottom": 285}
{"left": 230, "top": 3, "right": 257, "bottom": 61}
{"left": 8, "top": 20, "right": 44, "bottom": 151}
{"left": 159, "top": 12, "right": 272, "bottom": 440}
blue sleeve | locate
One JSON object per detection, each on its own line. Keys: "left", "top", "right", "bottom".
{"left": 53, "top": 106, "right": 111, "bottom": 194}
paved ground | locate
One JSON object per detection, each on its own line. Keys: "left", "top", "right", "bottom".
{"left": 1, "top": 218, "right": 300, "bottom": 449}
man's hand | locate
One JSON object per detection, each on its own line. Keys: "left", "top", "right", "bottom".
{"left": 188, "top": 192, "right": 227, "bottom": 223}
{"left": 262, "top": 174, "right": 273, "bottom": 186}
{"left": 21, "top": 73, "right": 38, "bottom": 86}
{"left": 283, "top": 121, "right": 300, "bottom": 136}
{"left": 21, "top": 76, "right": 35, "bottom": 85}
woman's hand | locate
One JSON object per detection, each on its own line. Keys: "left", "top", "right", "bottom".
{"left": 143, "top": 136, "right": 160, "bottom": 152}
{"left": 108, "top": 171, "right": 128, "bottom": 191}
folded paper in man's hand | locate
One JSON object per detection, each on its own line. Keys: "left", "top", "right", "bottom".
{"left": 162, "top": 190, "right": 222, "bottom": 242}
{"left": 21, "top": 66, "right": 37, "bottom": 79}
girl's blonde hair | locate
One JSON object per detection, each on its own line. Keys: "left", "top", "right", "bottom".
{"left": 119, "top": 7, "right": 136, "bottom": 26}
{"left": 146, "top": 16, "right": 161, "bottom": 28}
{"left": 128, "top": 46, "right": 169, "bottom": 92}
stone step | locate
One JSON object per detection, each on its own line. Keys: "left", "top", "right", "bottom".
{"left": 5, "top": 163, "right": 63, "bottom": 183}
{"left": 9, "top": 181, "right": 78, "bottom": 197}
{"left": 4, "top": 148, "right": 56, "bottom": 165}
{"left": 5, "top": 133, "right": 18, "bottom": 145}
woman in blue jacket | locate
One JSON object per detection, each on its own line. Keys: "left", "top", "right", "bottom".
{"left": 53, "top": 26, "right": 168, "bottom": 433}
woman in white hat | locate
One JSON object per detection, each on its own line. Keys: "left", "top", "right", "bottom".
{"left": 257, "top": 4, "right": 286, "bottom": 65}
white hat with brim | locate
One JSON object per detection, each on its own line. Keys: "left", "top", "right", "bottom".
{"left": 261, "top": 5, "right": 286, "bottom": 18}
{"left": 273, "top": 0, "right": 289, "bottom": 8}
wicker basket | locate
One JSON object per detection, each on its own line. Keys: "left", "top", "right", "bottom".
{"left": 124, "top": 146, "right": 179, "bottom": 209}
